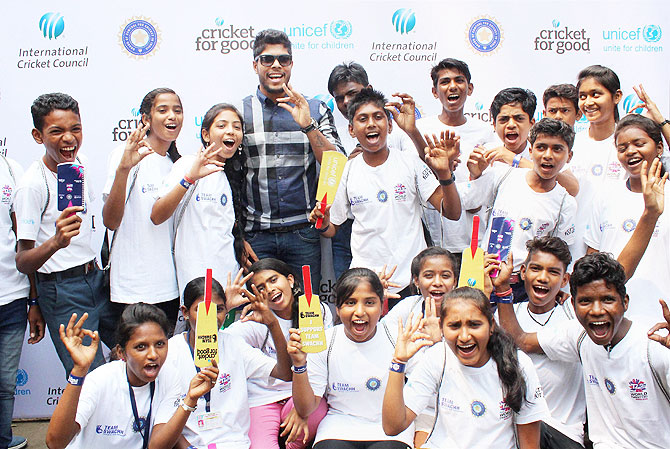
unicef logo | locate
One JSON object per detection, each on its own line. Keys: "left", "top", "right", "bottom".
{"left": 623, "top": 94, "right": 643, "bottom": 114}
{"left": 377, "top": 190, "right": 388, "bottom": 203}
{"left": 120, "top": 17, "right": 160, "bottom": 58}
{"left": 605, "top": 378, "right": 616, "bottom": 395}
{"left": 392, "top": 9, "right": 416, "bottom": 34}
{"left": 330, "top": 20, "right": 352, "bottom": 39}
{"left": 622, "top": 219, "right": 636, "bottom": 233}
{"left": 39, "top": 12, "right": 65, "bottom": 40}
{"left": 643, "top": 25, "right": 661, "bottom": 42}
{"left": 468, "top": 17, "right": 503, "bottom": 53}
{"left": 15, "top": 369, "right": 28, "bottom": 387}
{"left": 314, "top": 94, "right": 335, "bottom": 113}
{"left": 519, "top": 218, "right": 532, "bottom": 231}
{"left": 220, "top": 193, "right": 228, "bottom": 206}
{"left": 471, "top": 400, "right": 486, "bottom": 417}
{"left": 366, "top": 377, "right": 381, "bottom": 391}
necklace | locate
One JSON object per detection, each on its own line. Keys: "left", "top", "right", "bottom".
{"left": 526, "top": 300, "right": 558, "bottom": 327}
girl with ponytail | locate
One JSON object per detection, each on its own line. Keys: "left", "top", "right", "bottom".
{"left": 102, "top": 88, "right": 184, "bottom": 327}
{"left": 382, "top": 287, "right": 548, "bottom": 449}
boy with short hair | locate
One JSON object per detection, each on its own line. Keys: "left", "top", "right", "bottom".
{"left": 496, "top": 251, "right": 670, "bottom": 449}
{"left": 415, "top": 57, "right": 497, "bottom": 252}
{"left": 543, "top": 84, "right": 582, "bottom": 128}
{"left": 14, "top": 93, "right": 115, "bottom": 375}
{"left": 311, "top": 88, "right": 461, "bottom": 298}
{"left": 464, "top": 118, "right": 577, "bottom": 302}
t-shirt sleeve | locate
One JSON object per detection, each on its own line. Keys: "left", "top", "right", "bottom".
{"left": 306, "top": 343, "right": 329, "bottom": 397}
{"left": 515, "top": 352, "right": 549, "bottom": 424}
{"left": 556, "top": 194, "right": 577, "bottom": 245}
{"left": 583, "top": 192, "right": 603, "bottom": 251}
{"left": 537, "top": 320, "right": 583, "bottom": 363}
{"left": 329, "top": 162, "right": 352, "bottom": 226}
{"left": 412, "top": 155, "right": 440, "bottom": 208}
{"left": 648, "top": 339, "right": 670, "bottom": 389}
{"left": 153, "top": 366, "right": 184, "bottom": 425}
{"left": 315, "top": 102, "right": 345, "bottom": 154}
{"left": 102, "top": 147, "right": 124, "bottom": 199}
{"left": 14, "top": 179, "right": 46, "bottom": 242}
{"left": 158, "top": 157, "right": 189, "bottom": 198}
{"left": 74, "top": 368, "right": 103, "bottom": 429}
{"left": 403, "top": 344, "right": 442, "bottom": 416}
{"left": 458, "top": 168, "right": 496, "bottom": 211}
{"left": 241, "top": 339, "right": 276, "bottom": 382}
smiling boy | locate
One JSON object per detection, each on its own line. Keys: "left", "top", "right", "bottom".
{"left": 463, "top": 118, "right": 577, "bottom": 302}
{"left": 312, "top": 88, "right": 460, "bottom": 299}
{"left": 14, "top": 93, "right": 115, "bottom": 375}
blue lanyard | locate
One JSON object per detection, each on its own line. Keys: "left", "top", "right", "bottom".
{"left": 126, "top": 373, "right": 155, "bottom": 449}
{"left": 187, "top": 331, "right": 211, "bottom": 413}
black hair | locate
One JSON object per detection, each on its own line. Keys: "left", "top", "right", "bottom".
{"left": 116, "top": 303, "right": 170, "bottom": 350}
{"left": 334, "top": 267, "right": 384, "bottom": 308}
{"left": 411, "top": 246, "right": 459, "bottom": 280}
{"left": 253, "top": 29, "right": 292, "bottom": 58}
{"left": 139, "top": 88, "right": 182, "bottom": 163}
{"left": 430, "top": 58, "right": 472, "bottom": 86}
{"left": 200, "top": 103, "right": 247, "bottom": 266}
{"left": 327, "top": 62, "right": 369, "bottom": 96}
{"left": 529, "top": 117, "right": 576, "bottom": 150}
{"left": 440, "top": 287, "right": 527, "bottom": 413}
{"left": 577, "top": 65, "right": 621, "bottom": 121}
{"left": 490, "top": 87, "right": 537, "bottom": 123}
{"left": 31, "top": 93, "right": 80, "bottom": 131}
{"left": 182, "top": 276, "right": 227, "bottom": 311}
{"left": 570, "top": 253, "right": 627, "bottom": 302}
{"left": 614, "top": 114, "right": 663, "bottom": 147}
{"left": 346, "top": 87, "right": 391, "bottom": 125}
{"left": 542, "top": 84, "right": 579, "bottom": 112}
{"left": 247, "top": 258, "right": 303, "bottom": 328}
{"left": 524, "top": 236, "right": 572, "bottom": 271}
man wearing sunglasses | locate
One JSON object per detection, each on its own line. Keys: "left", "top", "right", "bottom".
{"left": 241, "top": 29, "right": 344, "bottom": 290}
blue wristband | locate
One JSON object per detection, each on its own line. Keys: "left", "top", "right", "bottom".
{"left": 179, "top": 178, "right": 192, "bottom": 189}
{"left": 496, "top": 294, "right": 514, "bottom": 304}
{"left": 28, "top": 298, "right": 38, "bottom": 306}
{"left": 291, "top": 365, "right": 307, "bottom": 374}
{"left": 390, "top": 360, "right": 406, "bottom": 373}
{"left": 512, "top": 154, "right": 522, "bottom": 168}
{"left": 67, "top": 374, "right": 85, "bottom": 386}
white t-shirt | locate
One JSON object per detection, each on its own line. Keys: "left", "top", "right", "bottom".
{"left": 102, "top": 146, "right": 177, "bottom": 304}
{"left": 460, "top": 167, "right": 577, "bottom": 271}
{"left": 160, "top": 155, "right": 238, "bottom": 298}
{"left": 0, "top": 157, "right": 29, "bottom": 305}
{"left": 329, "top": 149, "right": 440, "bottom": 291}
{"left": 585, "top": 181, "right": 670, "bottom": 328}
{"left": 224, "top": 306, "right": 333, "bottom": 407}
{"left": 404, "top": 342, "right": 548, "bottom": 449}
{"left": 514, "top": 301, "right": 585, "bottom": 443}
{"left": 156, "top": 331, "right": 276, "bottom": 449}
{"left": 68, "top": 360, "right": 178, "bottom": 449}
{"left": 568, "top": 131, "right": 625, "bottom": 262}
{"left": 15, "top": 158, "right": 96, "bottom": 274}
{"left": 307, "top": 324, "right": 414, "bottom": 445}
{"left": 416, "top": 115, "right": 498, "bottom": 251}
{"left": 538, "top": 320, "right": 670, "bottom": 449}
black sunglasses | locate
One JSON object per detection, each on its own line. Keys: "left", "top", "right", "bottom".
{"left": 255, "top": 54, "right": 292, "bottom": 67}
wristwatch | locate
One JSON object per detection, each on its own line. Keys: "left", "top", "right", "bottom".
{"left": 301, "top": 118, "right": 317, "bottom": 134}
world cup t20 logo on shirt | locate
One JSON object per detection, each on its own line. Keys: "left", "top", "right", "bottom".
{"left": 1, "top": 185, "right": 11, "bottom": 205}
{"left": 628, "top": 379, "right": 648, "bottom": 400}
{"left": 219, "top": 373, "right": 231, "bottom": 393}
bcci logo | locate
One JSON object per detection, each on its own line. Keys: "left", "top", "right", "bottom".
{"left": 643, "top": 25, "right": 662, "bottom": 42}
{"left": 366, "top": 377, "right": 381, "bottom": 391}
{"left": 39, "top": 12, "right": 65, "bottom": 40}
{"left": 392, "top": 9, "right": 416, "bottom": 35}
{"left": 471, "top": 400, "right": 485, "bottom": 417}
{"left": 604, "top": 378, "right": 616, "bottom": 395}
{"left": 220, "top": 193, "right": 228, "bottom": 206}
{"left": 330, "top": 20, "right": 352, "bottom": 39}
{"left": 519, "top": 218, "right": 532, "bottom": 231}
{"left": 622, "top": 219, "right": 636, "bottom": 233}
{"left": 467, "top": 16, "right": 504, "bottom": 54}
{"left": 119, "top": 17, "right": 161, "bottom": 59}
{"left": 377, "top": 190, "right": 388, "bottom": 203}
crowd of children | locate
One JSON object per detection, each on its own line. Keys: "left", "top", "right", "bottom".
{"left": 2, "top": 27, "right": 670, "bottom": 449}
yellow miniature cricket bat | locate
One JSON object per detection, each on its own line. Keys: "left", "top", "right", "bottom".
{"left": 315, "top": 151, "right": 347, "bottom": 229}
{"left": 194, "top": 269, "right": 219, "bottom": 367}
{"left": 298, "top": 265, "right": 327, "bottom": 353}
{"left": 458, "top": 216, "right": 485, "bottom": 291}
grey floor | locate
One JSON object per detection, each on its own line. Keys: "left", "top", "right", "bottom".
{"left": 12, "top": 421, "right": 48, "bottom": 449}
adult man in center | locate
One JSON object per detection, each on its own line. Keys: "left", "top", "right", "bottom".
{"left": 242, "top": 29, "right": 344, "bottom": 288}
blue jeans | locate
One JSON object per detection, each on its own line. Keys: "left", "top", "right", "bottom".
{"left": 0, "top": 299, "right": 27, "bottom": 449}
{"left": 331, "top": 219, "right": 353, "bottom": 280}
{"left": 247, "top": 226, "right": 322, "bottom": 292}
{"left": 37, "top": 269, "right": 117, "bottom": 376}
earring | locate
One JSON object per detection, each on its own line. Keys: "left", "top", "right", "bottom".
{"left": 238, "top": 144, "right": 243, "bottom": 154}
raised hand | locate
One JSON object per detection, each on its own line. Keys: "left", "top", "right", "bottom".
{"left": 54, "top": 206, "right": 84, "bottom": 249}
{"left": 240, "top": 284, "right": 277, "bottom": 327}
{"left": 424, "top": 131, "right": 460, "bottom": 180}
{"left": 393, "top": 313, "right": 432, "bottom": 363}
{"left": 648, "top": 299, "right": 670, "bottom": 348}
{"left": 467, "top": 145, "right": 489, "bottom": 180}
{"left": 483, "top": 145, "right": 516, "bottom": 165}
{"left": 385, "top": 93, "right": 417, "bottom": 133}
{"left": 225, "top": 269, "right": 254, "bottom": 310}
{"left": 640, "top": 159, "right": 667, "bottom": 218}
{"left": 287, "top": 328, "right": 307, "bottom": 367}
{"left": 277, "top": 83, "right": 312, "bottom": 129}
{"left": 59, "top": 313, "right": 99, "bottom": 374}
{"left": 630, "top": 84, "right": 666, "bottom": 124}
{"left": 185, "top": 144, "right": 225, "bottom": 182}
{"left": 187, "top": 359, "right": 219, "bottom": 402}
{"left": 119, "top": 123, "right": 154, "bottom": 172}
{"left": 280, "top": 407, "right": 310, "bottom": 444}
{"left": 378, "top": 264, "right": 401, "bottom": 302}
{"left": 421, "top": 297, "right": 442, "bottom": 344}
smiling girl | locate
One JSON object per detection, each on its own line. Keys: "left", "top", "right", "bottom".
{"left": 151, "top": 103, "right": 250, "bottom": 296}
{"left": 103, "top": 88, "right": 184, "bottom": 325}
{"left": 289, "top": 268, "right": 414, "bottom": 449}
{"left": 383, "top": 287, "right": 548, "bottom": 449}
{"left": 45, "top": 304, "right": 217, "bottom": 449}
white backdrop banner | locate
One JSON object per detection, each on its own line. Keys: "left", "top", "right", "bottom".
{"left": 3, "top": 0, "right": 667, "bottom": 418}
